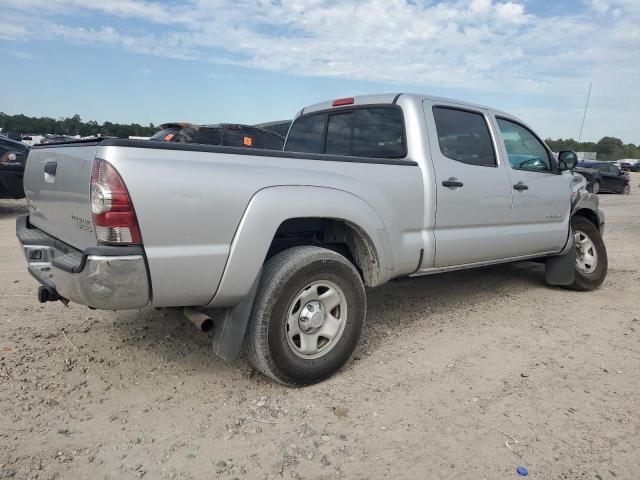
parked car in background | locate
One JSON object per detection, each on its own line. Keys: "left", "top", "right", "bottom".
{"left": 577, "top": 161, "right": 630, "bottom": 194}
{"left": 629, "top": 161, "right": 640, "bottom": 172}
{"left": 40, "top": 135, "right": 78, "bottom": 145}
{"left": 20, "top": 135, "right": 43, "bottom": 147}
{"left": 573, "top": 164, "right": 603, "bottom": 193}
{"left": 150, "top": 123, "right": 285, "bottom": 150}
{"left": 254, "top": 120, "right": 292, "bottom": 137}
{"left": 617, "top": 161, "right": 631, "bottom": 172}
{"left": 0, "top": 136, "right": 29, "bottom": 199}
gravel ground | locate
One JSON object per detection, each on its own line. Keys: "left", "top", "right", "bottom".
{"left": 1, "top": 175, "right": 639, "bottom": 480}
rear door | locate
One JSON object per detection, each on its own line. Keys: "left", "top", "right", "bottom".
{"left": 493, "top": 116, "right": 570, "bottom": 255}
{"left": 23, "top": 144, "right": 99, "bottom": 249}
{"left": 424, "top": 101, "right": 514, "bottom": 267}
{"left": 605, "top": 163, "right": 625, "bottom": 191}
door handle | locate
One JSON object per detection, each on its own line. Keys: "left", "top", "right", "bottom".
{"left": 44, "top": 161, "right": 57, "bottom": 176}
{"left": 442, "top": 178, "right": 464, "bottom": 188}
{"left": 513, "top": 182, "right": 528, "bottom": 191}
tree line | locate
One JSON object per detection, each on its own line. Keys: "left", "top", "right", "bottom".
{"left": 545, "top": 137, "right": 640, "bottom": 160}
{"left": 0, "top": 112, "right": 158, "bottom": 138}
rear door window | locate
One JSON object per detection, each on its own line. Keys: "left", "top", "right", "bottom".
{"left": 432, "top": 107, "right": 496, "bottom": 167}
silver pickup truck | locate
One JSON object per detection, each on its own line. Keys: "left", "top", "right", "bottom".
{"left": 17, "top": 93, "right": 606, "bottom": 385}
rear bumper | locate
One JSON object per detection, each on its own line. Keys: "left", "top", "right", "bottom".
{"left": 16, "top": 216, "right": 150, "bottom": 309}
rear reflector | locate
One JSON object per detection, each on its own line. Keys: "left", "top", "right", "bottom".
{"left": 90, "top": 159, "right": 141, "bottom": 245}
{"left": 332, "top": 97, "right": 354, "bottom": 107}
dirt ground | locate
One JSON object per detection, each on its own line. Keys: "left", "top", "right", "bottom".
{"left": 1, "top": 175, "right": 639, "bottom": 480}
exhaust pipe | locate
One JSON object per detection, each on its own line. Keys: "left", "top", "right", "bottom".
{"left": 38, "top": 286, "right": 69, "bottom": 305}
{"left": 183, "top": 307, "right": 215, "bottom": 333}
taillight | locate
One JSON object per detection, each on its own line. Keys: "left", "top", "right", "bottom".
{"left": 90, "top": 159, "right": 141, "bottom": 244}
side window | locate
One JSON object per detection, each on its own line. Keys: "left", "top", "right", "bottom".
{"left": 351, "top": 108, "right": 405, "bottom": 158}
{"left": 432, "top": 107, "right": 496, "bottom": 167}
{"left": 496, "top": 118, "right": 552, "bottom": 172}
{"left": 325, "top": 112, "right": 354, "bottom": 155}
{"left": 284, "top": 113, "right": 328, "bottom": 154}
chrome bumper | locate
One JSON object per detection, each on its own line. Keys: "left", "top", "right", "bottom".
{"left": 17, "top": 216, "right": 150, "bottom": 310}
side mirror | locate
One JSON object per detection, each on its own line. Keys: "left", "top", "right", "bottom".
{"left": 558, "top": 151, "right": 578, "bottom": 171}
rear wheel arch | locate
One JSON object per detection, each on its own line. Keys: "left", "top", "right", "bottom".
{"left": 207, "top": 186, "right": 390, "bottom": 308}
{"left": 267, "top": 217, "right": 382, "bottom": 287}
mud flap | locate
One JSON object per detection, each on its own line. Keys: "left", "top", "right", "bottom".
{"left": 545, "top": 235, "right": 576, "bottom": 286}
{"left": 210, "top": 270, "right": 261, "bottom": 362}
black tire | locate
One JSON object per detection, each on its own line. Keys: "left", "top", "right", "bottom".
{"left": 586, "top": 181, "right": 600, "bottom": 194}
{"left": 566, "top": 216, "right": 607, "bottom": 291}
{"left": 244, "top": 246, "right": 366, "bottom": 386}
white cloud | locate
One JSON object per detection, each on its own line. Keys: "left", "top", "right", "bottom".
{"left": 2, "top": 0, "right": 639, "bottom": 141}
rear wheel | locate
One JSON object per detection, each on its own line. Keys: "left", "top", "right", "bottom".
{"left": 245, "top": 246, "right": 366, "bottom": 386}
{"left": 566, "top": 216, "right": 607, "bottom": 291}
{"left": 586, "top": 181, "right": 600, "bottom": 194}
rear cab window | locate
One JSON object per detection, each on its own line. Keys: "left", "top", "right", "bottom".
{"left": 285, "top": 106, "right": 406, "bottom": 158}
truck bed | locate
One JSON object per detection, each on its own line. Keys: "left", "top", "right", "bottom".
{"left": 24, "top": 139, "right": 425, "bottom": 307}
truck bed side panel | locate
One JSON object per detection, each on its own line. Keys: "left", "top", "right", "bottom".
{"left": 98, "top": 145, "right": 424, "bottom": 307}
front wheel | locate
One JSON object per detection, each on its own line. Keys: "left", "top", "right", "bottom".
{"left": 586, "top": 181, "right": 600, "bottom": 194}
{"left": 244, "top": 246, "right": 366, "bottom": 386}
{"left": 622, "top": 184, "right": 630, "bottom": 195}
{"left": 566, "top": 216, "right": 608, "bottom": 291}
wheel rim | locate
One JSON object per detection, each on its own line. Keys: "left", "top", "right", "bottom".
{"left": 591, "top": 182, "right": 599, "bottom": 194}
{"left": 623, "top": 185, "right": 630, "bottom": 195}
{"left": 574, "top": 230, "right": 598, "bottom": 274}
{"left": 285, "top": 280, "right": 347, "bottom": 359}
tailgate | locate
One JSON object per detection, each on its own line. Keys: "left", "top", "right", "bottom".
{"left": 24, "top": 143, "right": 99, "bottom": 250}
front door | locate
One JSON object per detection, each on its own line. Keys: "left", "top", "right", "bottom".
{"left": 493, "top": 116, "right": 571, "bottom": 256}
{"left": 423, "top": 101, "right": 514, "bottom": 268}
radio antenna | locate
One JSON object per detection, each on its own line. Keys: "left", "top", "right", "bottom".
{"left": 578, "top": 82, "right": 592, "bottom": 142}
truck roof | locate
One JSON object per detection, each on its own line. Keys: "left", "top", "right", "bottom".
{"left": 300, "top": 93, "right": 513, "bottom": 119}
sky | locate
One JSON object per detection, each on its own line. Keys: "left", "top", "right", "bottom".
{"left": 1, "top": 0, "right": 639, "bottom": 144}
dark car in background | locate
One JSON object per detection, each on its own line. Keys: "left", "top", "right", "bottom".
{"left": 617, "top": 161, "right": 631, "bottom": 172}
{"left": 150, "top": 123, "right": 285, "bottom": 150}
{"left": 577, "top": 160, "right": 630, "bottom": 195}
{"left": 0, "top": 136, "right": 29, "bottom": 199}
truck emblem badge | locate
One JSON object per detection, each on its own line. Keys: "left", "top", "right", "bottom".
{"left": 71, "top": 214, "right": 93, "bottom": 232}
